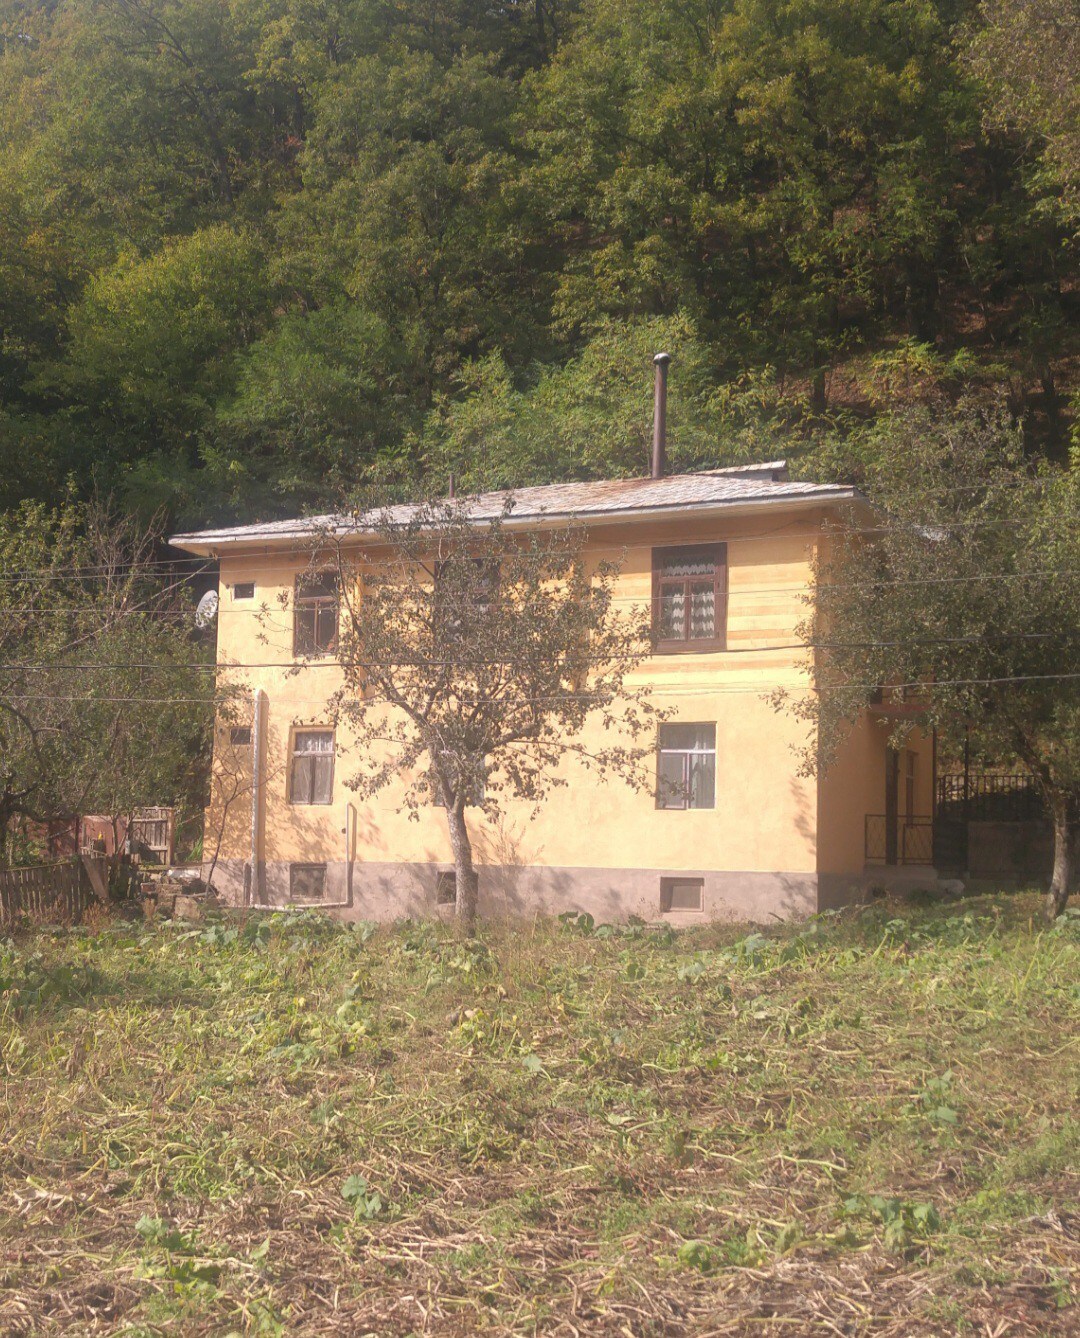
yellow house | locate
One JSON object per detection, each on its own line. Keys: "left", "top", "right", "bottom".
{"left": 171, "top": 462, "right": 935, "bottom": 923}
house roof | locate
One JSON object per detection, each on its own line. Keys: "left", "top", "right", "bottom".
{"left": 170, "top": 462, "right": 862, "bottom": 555}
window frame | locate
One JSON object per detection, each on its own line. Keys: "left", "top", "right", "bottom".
{"left": 651, "top": 543, "right": 728, "bottom": 653}
{"left": 655, "top": 723, "right": 717, "bottom": 811}
{"left": 293, "top": 570, "right": 339, "bottom": 658}
{"left": 660, "top": 876, "right": 705, "bottom": 914}
{"left": 435, "top": 871, "right": 457, "bottom": 906}
{"left": 233, "top": 581, "right": 255, "bottom": 601}
{"left": 288, "top": 728, "right": 335, "bottom": 806}
{"left": 290, "top": 863, "right": 327, "bottom": 903}
{"left": 434, "top": 556, "right": 500, "bottom": 641}
{"left": 228, "top": 725, "right": 252, "bottom": 747}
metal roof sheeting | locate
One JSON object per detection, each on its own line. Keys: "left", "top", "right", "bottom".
{"left": 170, "top": 463, "right": 859, "bottom": 552}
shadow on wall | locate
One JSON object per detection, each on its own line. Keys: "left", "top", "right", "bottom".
{"left": 791, "top": 775, "right": 816, "bottom": 854}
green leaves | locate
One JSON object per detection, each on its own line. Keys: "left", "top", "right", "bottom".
{"left": 0, "top": 0, "right": 1074, "bottom": 517}
{"left": 843, "top": 1194, "right": 942, "bottom": 1251}
{"left": 676, "top": 1239, "right": 719, "bottom": 1273}
{"left": 341, "top": 1174, "right": 384, "bottom": 1220}
{"left": 920, "top": 1069, "right": 960, "bottom": 1127}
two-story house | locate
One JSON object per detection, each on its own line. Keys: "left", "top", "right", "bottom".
{"left": 172, "top": 461, "right": 935, "bottom": 923}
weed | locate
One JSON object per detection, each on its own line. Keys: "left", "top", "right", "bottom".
{"left": 0, "top": 893, "right": 1074, "bottom": 1334}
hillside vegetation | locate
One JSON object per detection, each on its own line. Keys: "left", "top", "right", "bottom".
{"left": 0, "top": 0, "right": 1077, "bottom": 521}
{"left": 0, "top": 894, "right": 1076, "bottom": 1333}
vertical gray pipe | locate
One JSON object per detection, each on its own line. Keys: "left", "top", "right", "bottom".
{"left": 652, "top": 352, "right": 671, "bottom": 478}
{"left": 250, "top": 688, "right": 265, "bottom": 905}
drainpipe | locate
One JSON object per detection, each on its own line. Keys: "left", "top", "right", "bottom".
{"left": 250, "top": 688, "right": 266, "bottom": 904}
{"left": 345, "top": 801, "right": 355, "bottom": 909}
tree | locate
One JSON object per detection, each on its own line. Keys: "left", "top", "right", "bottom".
{"left": 51, "top": 225, "right": 270, "bottom": 446}
{"left": 781, "top": 401, "right": 1080, "bottom": 919}
{"left": 1, "top": 0, "right": 1078, "bottom": 517}
{"left": 307, "top": 501, "right": 658, "bottom": 928}
{"left": 0, "top": 497, "right": 217, "bottom": 864}
{"left": 211, "top": 299, "right": 414, "bottom": 515}
{"left": 969, "top": 0, "right": 1080, "bottom": 224}
{"left": 417, "top": 314, "right": 791, "bottom": 493}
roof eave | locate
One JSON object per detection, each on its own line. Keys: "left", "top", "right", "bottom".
{"left": 169, "top": 488, "right": 867, "bottom": 558}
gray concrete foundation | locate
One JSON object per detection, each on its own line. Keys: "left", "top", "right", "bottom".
{"left": 205, "top": 859, "right": 842, "bottom": 923}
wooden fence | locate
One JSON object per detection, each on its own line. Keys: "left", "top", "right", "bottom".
{"left": 0, "top": 863, "right": 96, "bottom": 925}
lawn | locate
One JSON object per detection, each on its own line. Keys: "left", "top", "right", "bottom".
{"left": 0, "top": 893, "right": 1076, "bottom": 1336}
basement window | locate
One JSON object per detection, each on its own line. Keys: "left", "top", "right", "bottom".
{"left": 660, "top": 877, "right": 704, "bottom": 914}
{"left": 436, "top": 871, "right": 457, "bottom": 905}
{"left": 290, "top": 863, "right": 326, "bottom": 902}
{"left": 233, "top": 582, "right": 255, "bottom": 600}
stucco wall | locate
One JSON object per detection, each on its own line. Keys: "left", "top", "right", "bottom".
{"left": 201, "top": 507, "right": 896, "bottom": 920}
{"left": 817, "top": 714, "right": 934, "bottom": 877}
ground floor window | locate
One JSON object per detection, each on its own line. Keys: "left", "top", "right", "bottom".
{"left": 656, "top": 723, "right": 716, "bottom": 809}
{"left": 290, "top": 729, "right": 335, "bottom": 804}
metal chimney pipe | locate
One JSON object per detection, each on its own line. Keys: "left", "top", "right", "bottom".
{"left": 652, "top": 352, "right": 671, "bottom": 479}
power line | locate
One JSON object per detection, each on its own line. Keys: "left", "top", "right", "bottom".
{"left": 8, "top": 670, "right": 1080, "bottom": 708}
{"left": 0, "top": 627, "right": 1072, "bottom": 676}
{"left": 4, "top": 560, "right": 1080, "bottom": 619}
{"left": 0, "top": 499, "right": 1071, "bottom": 584}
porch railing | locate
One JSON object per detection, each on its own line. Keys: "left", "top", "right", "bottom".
{"left": 865, "top": 815, "right": 935, "bottom": 866}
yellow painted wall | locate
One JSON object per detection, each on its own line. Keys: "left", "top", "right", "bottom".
{"left": 202, "top": 507, "right": 914, "bottom": 892}
{"left": 816, "top": 713, "right": 934, "bottom": 877}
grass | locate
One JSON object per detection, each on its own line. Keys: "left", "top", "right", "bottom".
{"left": 0, "top": 893, "right": 1077, "bottom": 1335}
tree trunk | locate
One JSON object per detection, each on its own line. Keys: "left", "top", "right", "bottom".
{"left": 444, "top": 799, "right": 479, "bottom": 932}
{"left": 1047, "top": 794, "right": 1071, "bottom": 921}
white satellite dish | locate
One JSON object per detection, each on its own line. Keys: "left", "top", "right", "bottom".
{"left": 195, "top": 589, "right": 219, "bottom": 629}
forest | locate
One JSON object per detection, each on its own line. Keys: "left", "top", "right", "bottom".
{"left": 0, "top": 0, "right": 1076, "bottom": 525}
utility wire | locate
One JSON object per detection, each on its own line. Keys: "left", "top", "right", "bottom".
{"left": 5, "top": 561, "right": 1080, "bottom": 617}
{"left": 0, "top": 498, "right": 1072, "bottom": 583}
{"left": 0, "top": 628, "right": 1072, "bottom": 675}
{"left": 8, "top": 670, "right": 1080, "bottom": 707}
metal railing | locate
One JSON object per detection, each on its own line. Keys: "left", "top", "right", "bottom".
{"left": 865, "top": 815, "right": 935, "bottom": 866}
{"left": 935, "top": 774, "right": 1043, "bottom": 823}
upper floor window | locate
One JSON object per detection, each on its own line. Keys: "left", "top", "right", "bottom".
{"left": 656, "top": 723, "right": 716, "bottom": 810}
{"left": 233, "top": 582, "right": 255, "bottom": 601}
{"left": 434, "top": 558, "right": 499, "bottom": 640}
{"left": 294, "top": 571, "right": 338, "bottom": 657}
{"left": 290, "top": 729, "right": 335, "bottom": 805}
{"left": 652, "top": 544, "right": 727, "bottom": 651}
